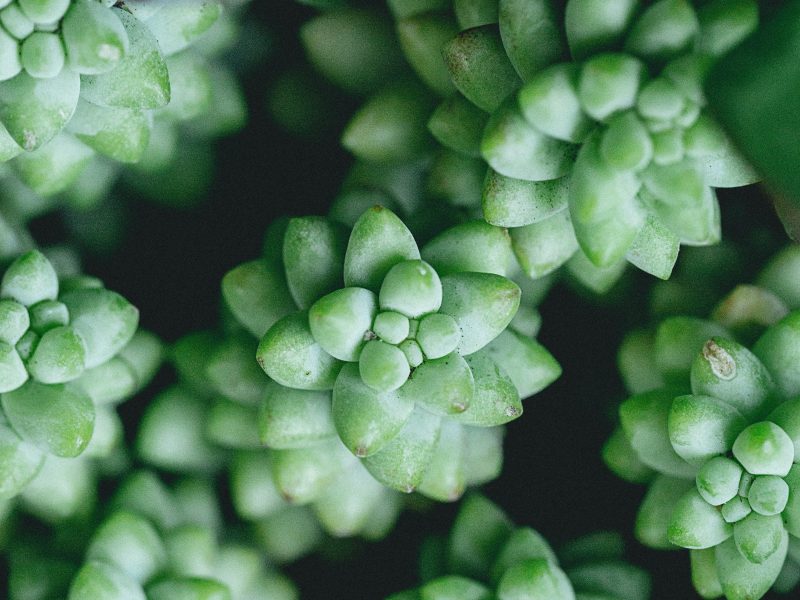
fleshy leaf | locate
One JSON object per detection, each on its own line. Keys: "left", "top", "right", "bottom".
{"left": 511, "top": 209, "right": 579, "bottom": 279}
{"left": 442, "top": 24, "right": 521, "bottom": 113}
{"left": 362, "top": 405, "right": 441, "bottom": 493}
{"left": 417, "top": 419, "right": 466, "bottom": 501}
{"left": 482, "top": 169, "right": 570, "bottom": 228}
{"left": 625, "top": 213, "right": 680, "bottom": 280}
{"left": 257, "top": 312, "right": 342, "bottom": 391}
{"left": 2, "top": 381, "right": 94, "bottom": 458}
{"left": 283, "top": 217, "right": 348, "bottom": 310}
{"left": 12, "top": 132, "right": 94, "bottom": 197}
{"left": 332, "top": 363, "right": 415, "bottom": 457}
{"left": 439, "top": 272, "right": 520, "bottom": 355}
{"left": 482, "top": 97, "right": 575, "bottom": 182}
{"left": 456, "top": 351, "right": 522, "bottom": 426}
{"left": 61, "top": 288, "right": 138, "bottom": 369}
{"left": 67, "top": 99, "right": 150, "bottom": 163}
{"left": 619, "top": 389, "right": 697, "bottom": 478}
{"left": 569, "top": 134, "right": 645, "bottom": 268}
{"left": 397, "top": 12, "right": 458, "bottom": 97}
{"left": 497, "top": 0, "right": 563, "bottom": 80}
{"left": 690, "top": 548, "right": 723, "bottom": 600}
{"left": 496, "top": 558, "right": 576, "bottom": 600}
{"left": 419, "top": 576, "right": 491, "bottom": 600}
{"left": 68, "top": 561, "right": 145, "bottom": 600}
{"left": 399, "top": 353, "right": 475, "bottom": 416}
{"left": 668, "top": 394, "right": 747, "bottom": 467}
{"left": 428, "top": 94, "right": 488, "bottom": 157}
{"left": 715, "top": 532, "right": 788, "bottom": 600}
{"left": 422, "top": 220, "right": 515, "bottom": 277}
{"left": 668, "top": 489, "right": 733, "bottom": 549}
{"left": 448, "top": 493, "right": 513, "bottom": 579}
{"left": 62, "top": 0, "right": 128, "bottom": 75}
{"left": 136, "top": 0, "right": 221, "bottom": 56}
{"left": 221, "top": 259, "right": 296, "bottom": 339}
{"left": 565, "top": 0, "right": 639, "bottom": 60}
{"left": 0, "top": 422, "right": 43, "bottom": 499}
{"left": 636, "top": 475, "right": 695, "bottom": 549}
{"left": 259, "top": 382, "right": 336, "bottom": 449}
{"left": 602, "top": 426, "right": 656, "bottom": 484}
{"left": 80, "top": 9, "right": 170, "bottom": 110}
{"left": 479, "top": 329, "right": 561, "bottom": 399}
{"left": 270, "top": 441, "right": 350, "bottom": 504}
{"left": 753, "top": 312, "right": 800, "bottom": 399}
{"left": 308, "top": 287, "right": 377, "bottom": 362}
{"left": 0, "top": 68, "right": 79, "bottom": 151}
{"left": 344, "top": 206, "right": 420, "bottom": 291}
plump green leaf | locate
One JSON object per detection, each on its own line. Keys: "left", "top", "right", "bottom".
{"left": 136, "top": 0, "right": 221, "bottom": 56}
{"left": 12, "top": 132, "right": 94, "bottom": 197}
{"left": 602, "top": 425, "right": 656, "bottom": 484}
{"left": 753, "top": 312, "right": 800, "bottom": 399}
{"left": 0, "top": 422, "right": 43, "bottom": 499}
{"left": 653, "top": 316, "right": 729, "bottom": 386}
{"left": 344, "top": 206, "right": 420, "bottom": 292}
{"left": 498, "top": 0, "right": 563, "bottom": 80}
{"left": 87, "top": 511, "right": 166, "bottom": 583}
{"left": 417, "top": 419, "right": 466, "bottom": 501}
{"left": 27, "top": 325, "right": 86, "bottom": 384}
{"left": 422, "top": 221, "right": 515, "bottom": 277}
{"left": 309, "top": 287, "right": 377, "bottom": 362}
{"left": 397, "top": 12, "right": 457, "bottom": 97}
{"left": 690, "top": 548, "right": 723, "bottom": 599}
{"left": 447, "top": 493, "right": 513, "bottom": 579}
{"left": 482, "top": 169, "right": 570, "bottom": 229}
{"left": 271, "top": 441, "right": 350, "bottom": 504}
{"left": 0, "top": 341, "right": 27, "bottom": 393}
{"left": 362, "top": 405, "right": 441, "bottom": 493}
{"left": 569, "top": 134, "right": 646, "bottom": 268}
{"left": 668, "top": 488, "right": 733, "bottom": 549}
{"left": 439, "top": 272, "right": 520, "bottom": 355}
{"left": 0, "top": 68, "right": 79, "bottom": 151}
{"left": 564, "top": 0, "right": 639, "bottom": 60}
{"left": 625, "top": 0, "right": 699, "bottom": 62}
{"left": 482, "top": 98, "right": 575, "bottom": 182}
{"left": 620, "top": 389, "right": 696, "bottom": 478}
{"left": 2, "top": 381, "right": 93, "bottom": 457}
{"left": 400, "top": 353, "right": 475, "bottom": 416}
{"left": 333, "top": 363, "right": 414, "bottom": 457}
{"left": 222, "top": 259, "right": 295, "bottom": 339}
{"left": 695, "top": 456, "right": 743, "bottom": 507}
{"left": 62, "top": 0, "right": 128, "bottom": 75}
{"left": 61, "top": 287, "right": 138, "bottom": 369}
{"left": 259, "top": 383, "right": 336, "bottom": 449}
{"left": 257, "top": 312, "right": 342, "bottom": 391}
{"left": 511, "top": 210, "right": 579, "bottom": 279}
{"left": 443, "top": 25, "right": 521, "bottom": 113}
{"left": 480, "top": 329, "right": 560, "bottom": 399}
{"left": 456, "top": 351, "right": 521, "bottom": 426}
{"left": 80, "top": 9, "right": 170, "bottom": 109}
{"left": 497, "top": 558, "right": 576, "bottom": 600}
{"left": 715, "top": 533, "right": 788, "bottom": 600}
{"left": 625, "top": 213, "right": 680, "bottom": 280}
{"left": 565, "top": 562, "right": 651, "bottom": 600}
{"left": 420, "top": 576, "right": 491, "bottom": 600}
{"left": 668, "top": 394, "right": 747, "bottom": 467}
{"left": 732, "top": 422, "right": 795, "bottom": 477}
{"left": 428, "top": 95, "right": 488, "bottom": 157}
{"left": 636, "top": 475, "right": 695, "bottom": 549}
{"left": 68, "top": 561, "right": 146, "bottom": 600}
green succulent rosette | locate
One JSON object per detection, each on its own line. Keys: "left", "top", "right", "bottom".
{"left": 0, "top": 248, "right": 166, "bottom": 504}
{"left": 0, "top": 0, "right": 252, "bottom": 234}
{"left": 222, "top": 206, "right": 560, "bottom": 502}
{"left": 388, "top": 493, "right": 651, "bottom": 600}
{"left": 604, "top": 245, "right": 800, "bottom": 599}
{"left": 300, "top": 0, "right": 761, "bottom": 292}
{"left": 4, "top": 469, "right": 297, "bottom": 600}
{"left": 136, "top": 327, "right": 404, "bottom": 557}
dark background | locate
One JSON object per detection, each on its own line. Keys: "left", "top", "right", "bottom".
{"left": 28, "top": 2, "right": 792, "bottom": 598}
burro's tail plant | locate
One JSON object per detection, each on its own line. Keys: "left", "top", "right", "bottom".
{"left": 604, "top": 245, "right": 800, "bottom": 599}
{"left": 0, "top": 249, "right": 161, "bottom": 502}
{"left": 222, "top": 206, "right": 561, "bottom": 501}
{"left": 388, "top": 493, "right": 651, "bottom": 600}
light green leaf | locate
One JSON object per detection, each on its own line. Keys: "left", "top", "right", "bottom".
{"left": 498, "top": 0, "right": 563, "bottom": 80}
{"left": 400, "top": 353, "right": 475, "bottom": 416}
{"left": 422, "top": 221, "right": 515, "bottom": 277}
{"left": 668, "top": 394, "right": 747, "bottom": 466}
{"left": 259, "top": 382, "right": 336, "bottom": 449}
{"left": 565, "top": 0, "right": 639, "bottom": 60}
{"left": 497, "top": 558, "right": 576, "bottom": 600}
{"left": 0, "top": 422, "right": 43, "bottom": 499}
{"left": 668, "top": 488, "right": 733, "bottom": 549}
{"left": 483, "top": 169, "right": 570, "bottom": 228}
{"left": 716, "top": 531, "right": 788, "bottom": 600}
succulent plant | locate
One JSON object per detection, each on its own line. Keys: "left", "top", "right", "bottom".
{"left": 299, "top": 0, "right": 761, "bottom": 294}
{"left": 50, "top": 470, "right": 298, "bottom": 600}
{"left": 222, "top": 206, "right": 560, "bottom": 501}
{"left": 0, "top": 248, "right": 165, "bottom": 502}
{"left": 604, "top": 245, "right": 800, "bottom": 599}
{"left": 388, "top": 493, "right": 651, "bottom": 600}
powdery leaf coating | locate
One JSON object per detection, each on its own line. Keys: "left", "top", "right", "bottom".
{"left": 443, "top": 24, "right": 521, "bottom": 113}
{"left": 1, "top": 381, "right": 94, "bottom": 458}
{"left": 259, "top": 382, "right": 336, "bottom": 450}
{"left": 62, "top": 0, "right": 129, "bottom": 75}
{"left": 283, "top": 217, "right": 348, "bottom": 310}
{"left": 67, "top": 99, "right": 151, "bottom": 163}
{"left": 0, "top": 341, "right": 27, "bottom": 393}
{"left": 87, "top": 511, "right": 167, "bottom": 584}
{"left": 398, "top": 352, "right": 475, "bottom": 416}
{"left": 422, "top": 220, "right": 516, "bottom": 277}
{"left": 68, "top": 561, "right": 146, "bottom": 600}
{"left": 668, "top": 489, "right": 732, "bottom": 549}
{"left": 481, "top": 97, "right": 575, "bottom": 182}
{"left": 635, "top": 475, "right": 695, "bottom": 549}
{"left": 456, "top": 351, "right": 522, "bottom": 426}
{"left": 332, "top": 363, "right": 414, "bottom": 457}
{"left": 668, "top": 394, "right": 747, "bottom": 467}
{"left": 362, "top": 405, "right": 442, "bottom": 493}
{"left": 221, "top": 259, "right": 296, "bottom": 339}
{"left": 715, "top": 533, "right": 788, "bottom": 600}
{"left": 0, "top": 422, "right": 43, "bottom": 499}
{"left": 732, "top": 422, "right": 795, "bottom": 477}
{"left": 358, "top": 340, "right": 410, "bottom": 392}
{"left": 138, "top": 0, "right": 221, "bottom": 57}
{"left": 419, "top": 576, "right": 491, "bottom": 600}
{"left": 483, "top": 169, "right": 571, "bottom": 229}
{"left": 61, "top": 287, "right": 138, "bottom": 369}
{"left": 344, "top": 206, "right": 420, "bottom": 291}
{"left": 496, "top": 558, "right": 576, "bottom": 600}
{"left": 12, "top": 132, "right": 95, "bottom": 197}
{"left": 620, "top": 389, "right": 697, "bottom": 478}
{"left": 695, "top": 456, "right": 742, "bottom": 507}
{"left": 1, "top": 250, "right": 57, "bottom": 307}
{"left": 565, "top": 0, "right": 638, "bottom": 60}
{"left": 270, "top": 441, "right": 350, "bottom": 504}
{"left": 26, "top": 325, "right": 86, "bottom": 384}
{"left": 417, "top": 418, "right": 466, "bottom": 501}
{"left": 309, "top": 287, "right": 377, "bottom": 362}
{"left": 379, "top": 260, "right": 442, "bottom": 319}
{"left": 257, "top": 312, "right": 342, "bottom": 391}
{"left": 80, "top": 9, "right": 170, "bottom": 110}
{"left": 438, "top": 272, "right": 521, "bottom": 356}
{"left": 510, "top": 210, "right": 579, "bottom": 279}
{"left": 753, "top": 312, "right": 800, "bottom": 400}
{"left": 0, "top": 68, "right": 80, "bottom": 151}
